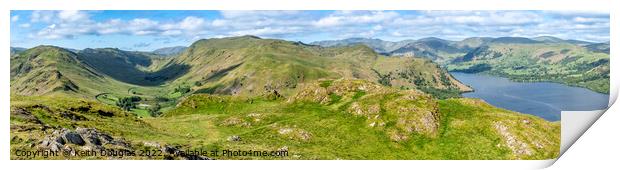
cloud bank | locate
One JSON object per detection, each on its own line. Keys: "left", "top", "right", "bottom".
{"left": 11, "top": 10, "right": 610, "bottom": 49}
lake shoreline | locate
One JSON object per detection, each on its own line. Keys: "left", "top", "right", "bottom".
{"left": 450, "top": 71, "right": 609, "bottom": 95}
{"left": 450, "top": 72, "right": 610, "bottom": 121}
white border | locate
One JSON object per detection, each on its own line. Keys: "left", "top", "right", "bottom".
{"left": 1, "top": 0, "right": 617, "bottom": 169}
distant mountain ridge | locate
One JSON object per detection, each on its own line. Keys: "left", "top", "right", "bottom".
{"left": 152, "top": 46, "right": 188, "bottom": 56}
{"left": 10, "top": 35, "right": 469, "bottom": 99}
{"left": 10, "top": 47, "right": 26, "bottom": 56}
{"left": 312, "top": 36, "right": 609, "bottom": 93}
{"left": 310, "top": 38, "right": 415, "bottom": 54}
{"left": 311, "top": 36, "right": 602, "bottom": 62}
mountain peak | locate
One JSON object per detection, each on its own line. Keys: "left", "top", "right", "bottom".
{"left": 490, "top": 37, "right": 540, "bottom": 44}
{"left": 152, "top": 46, "right": 188, "bottom": 56}
{"left": 417, "top": 37, "right": 449, "bottom": 42}
{"left": 533, "top": 36, "right": 563, "bottom": 42}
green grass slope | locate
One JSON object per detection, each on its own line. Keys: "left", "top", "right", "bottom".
{"left": 77, "top": 48, "right": 187, "bottom": 86}
{"left": 10, "top": 46, "right": 178, "bottom": 117}
{"left": 11, "top": 36, "right": 469, "bottom": 115}
{"left": 11, "top": 80, "right": 559, "bottom": 160}
{"left": 169, "top": 36, "right": 470, "bottom": 98}
{"left": 10, "top": 46, "right": 101, "bottom": 96}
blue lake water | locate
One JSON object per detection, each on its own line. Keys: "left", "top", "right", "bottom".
{"left": 450, "top": 72, "right": 610, "bottom": 121}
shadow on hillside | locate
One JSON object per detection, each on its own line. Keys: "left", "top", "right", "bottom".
{"left": 140, "top": 64, "right": 191, "bottom": 86}
{"left": 96, "top": 63, "right": 190, "bottom": 86}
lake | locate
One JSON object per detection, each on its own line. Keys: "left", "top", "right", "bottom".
{"left": 450, "top": 72, "right": 610, "bottom": 121}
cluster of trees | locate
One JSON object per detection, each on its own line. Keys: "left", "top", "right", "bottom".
{"left": 372, "top": 69, "right": 393, "bottom": 87}
{"left": 452, "top": 63, "right": 492, "bottom": 73}
{"left": 174, "top": 86, "right": 191, "bottom": 94}
{"left": 116, "top": 96, "right": 141, "bottom": 111}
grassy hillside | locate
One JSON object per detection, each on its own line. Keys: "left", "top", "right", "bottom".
{"left": 448, "top": 43, "right": 610, "bottom": 93}
{"left": 10, "top": 46, "right": 101, "bottom": 96}
{"left": 10, "top": 36, "right": 469, "bottom": 118}
{"left": 167, "top": 36, "right": 470, "bottom": 98}
{"left": 10, "top": 36, "right": 562, "bottom": 160}
{"left": 11, "top": 80, "right": 559, "bottom": 160}
{"left": 77, "top": 48, "right": 187, "bottom": 86}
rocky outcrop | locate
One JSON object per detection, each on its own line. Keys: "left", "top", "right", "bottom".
{"left": 39, "top": 128, "right": 131, "bottom": 154}
{"left": 36, "top": 127, "right": 212, "bottom": 160}
{"left": 290, "top": 79, "right": 442, "bottom": 141}
{"left": 289, "top": 79, "right": 385, "bottom": 104}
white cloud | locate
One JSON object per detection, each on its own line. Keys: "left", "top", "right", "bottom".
{"left": 230, "top": 27, "right": 303, "bottom": 37}
{"left": 57, "top": 10, "right": 89, "bottom": 22}
{"left": 30, "top": 11, "right": 55, "bottom": 23}
{"left": 313, "top": 11, "right": 398, "bottom": 27}
{"left": 19, "top": 23, "right": 30, "bottom": 28}
{"left": 220, "top": 10, "right": 301, "bottom": 19}
{"left": 178, "top": 16, "right": 206, "bottom": 31}
{"left": 21, "top": 10, "right": 610, "bottom": 43}
{"left": 11, "top": 15, "right": 19, "bottom": 22}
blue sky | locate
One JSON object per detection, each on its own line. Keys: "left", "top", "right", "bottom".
{"left": 10, "top": 10, "right": 609, "bottom": 51}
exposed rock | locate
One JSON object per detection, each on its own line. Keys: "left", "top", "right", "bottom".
{"left": 521, "top": 119, "right": 531, "bottom": 124}
{"left": 160, "top": 145, "right": 213, "bottom": 160}
{"left": 64, "top": 131, "right": 86, "bottom": 145}
{"left": 143, "top": 141, "right": 161, "bottom": 148}
{"left": 277, "top": 127, "right": 311, "bottom": 141}
{"left": 278, "top": 146, "right": 289, "bottom": 152}
{"left": 278, "top": 128, "right": 293, "bottom": 135}
{"left": 38, "top": 127, "right": 131, "bottom": 155}
{"left": 298, "top": 131, "right": 311, "bottom": 140}
{"left": 494, "top": 122, "right": 533, "bottom": 158}
{"left": 221, "top": 117, "right": 251, "bottom": 127}
{"left": 228, "top": 135, "right": 241, "bottom": 142}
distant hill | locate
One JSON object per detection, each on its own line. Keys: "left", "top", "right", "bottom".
{"left": 311, "top": 36, "right": 609, "bottom": 93}
{"left": 448, "top": 42, "right": 609, "bottom": 93}
{"left": 312, "top": 36, "right": 603, "bottom": 62}
{"left": 170, "top": 35, "right": 470, "bottom": 97}
{"left": 533, "top": 36, "right": 593, "bottom": 45}
{"left": 10, "top": 35, "right": 469, "bottom": 99}
{"left": 390, "top": 37, "right": 465, "bottom": 62}
{"left": 584, "top": 42, "right": 610, "bottom": 54}
{"left": 10, "top": 46, "right": 100, "bottom": 96}
{"left": 489, "top": 37, "right": 541, "bottom": 44}
{"left": 77, "top": 48, "right": 186, "bottom": 86}
{"left": 310, "top": 38, "right": 415, "bottom": 54}
{"left": 152, "top": 46, "right": 187, "bottom": 56}
{"left": 10, "top": 47, "right": 26, "bottom": 56}
{"left": 10, "top": 46, "right": 187, "bottom": 97}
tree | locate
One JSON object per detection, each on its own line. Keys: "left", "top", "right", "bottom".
{"left": 148, "top": 103, "right": 162, "bottom": 117}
